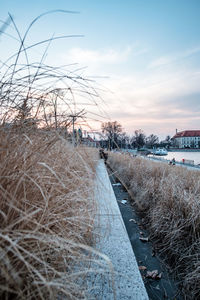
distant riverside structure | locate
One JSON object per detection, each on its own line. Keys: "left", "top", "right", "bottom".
{"left": 172, "top": 130, "right": 200, "bottom": 148}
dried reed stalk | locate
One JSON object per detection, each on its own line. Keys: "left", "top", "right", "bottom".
{"left": 108, "top": 152, "right": 200, "bottom": 299}
{"left": 0, "top": 129, "right": 101, "bottom": 299}
{"left": 0, "top": 12, "right": 112, "bottom": 299}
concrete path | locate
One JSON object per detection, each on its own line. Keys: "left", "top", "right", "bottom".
{"left": 90, "top": 160, "right": 148, "bottom": 300}
{"left": 146, "top": 155, "right": 200, "bottom": 171}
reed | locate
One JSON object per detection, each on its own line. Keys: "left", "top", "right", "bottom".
{"left": 0, "top": 12, "right": 100, "bottom": 299}
{"left": 108, "top": 152, "right": 200, "bottom": 299}
{"left": 0, "top": 11, "right": 110, "bottom": 298}
{"left": 0, "top": 128, "right": 100, "bottom": 299}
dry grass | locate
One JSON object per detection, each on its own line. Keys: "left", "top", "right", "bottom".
{"left": 0, "top": 128, "right": 100, "bottom": 299}
{"left": 0, "top": 12, "right": 112, "bottom": 299}
{"left": 108, "top": 152, "right": 200, "bottom": 299}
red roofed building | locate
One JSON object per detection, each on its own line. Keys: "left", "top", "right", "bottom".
{"left": 172, "top": 130, "right": 200, "bottom": 148}
{"left": 82, "top": 135, "right": 100, "bottom": 148}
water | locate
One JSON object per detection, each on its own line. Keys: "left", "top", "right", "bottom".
{"left": 150, "top": 151, "right": 200, "bottom": 165}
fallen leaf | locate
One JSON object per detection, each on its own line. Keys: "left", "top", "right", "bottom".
{"left": 146, "top": 270, "right": 158, "bottom": 279}
{"left": 146, "top": 270, "right": 162, "bottom": 280}
{"left": 139, "top": 266, "right": 147, "bottom": 271}
{"left": 139, "top": 237, "right": 149, "bottom": 242}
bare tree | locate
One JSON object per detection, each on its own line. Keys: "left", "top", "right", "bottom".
{"left": 101, "top": 121, "right": 122, "bottom": 150}
{"left": 131, "top": 129, "right": 146, "bottom": 149}
{"left": 118, "top": 132, "right": 130, "bottom": 149}
{"left": 146, "top": 134, "right": 159, "bottom": 148}
{"left": 165, "top": 135, "right": 171, "bottom": 142}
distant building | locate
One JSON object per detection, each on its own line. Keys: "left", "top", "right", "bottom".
{"left": 82, "top": 135, "right": 100, "bottom": 147}
{"left": 172, "top": 130, "right": 200, "bottom": 148}
{"left": 82, "top": 132, "right": 107, "bottom": 148}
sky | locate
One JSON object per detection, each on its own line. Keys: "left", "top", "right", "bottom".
{"left": 1, "top": 0, "right": 200, "bottom": 139}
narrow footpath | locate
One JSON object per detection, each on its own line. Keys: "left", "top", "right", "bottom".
{"left": 90, "top": 159, "right": 148, "bottom": 300}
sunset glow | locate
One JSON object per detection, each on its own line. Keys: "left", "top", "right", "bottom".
{"left": 1, "top": 0, "right": 200, "bottom": 139}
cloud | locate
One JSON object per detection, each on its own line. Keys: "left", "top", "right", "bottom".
{"left": 148, "top": 45, "right": 200, "bottom": 69}
{"left": 60, "top": 45, "right": 148, "bottom": 76}
{"left": 58, "top": 45, "right": 200, "bottom": 138}
{"left": 148, "top": 56, "right": 174, "bottom": 68}
{"left": 63, "top": 46, "right": 132, "bottom": 66}
{"left": 166, "top": 93, "right": 200, "bottom": 112}
{"left": 184, "top": 46, "right": 200, "bottom": 58}
{"left": 102, "top": 64, "right": 200, "bottom": 137}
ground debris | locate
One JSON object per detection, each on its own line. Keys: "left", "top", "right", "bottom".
{"left": 112, "top": 183, "right": 121, "bottom": 186}
{"left": 139, "top": 237, "right": 149, "bottom": 242}
{"left": 154, "top": 284, "right": 160, "bottom": 290}
{"left": 121, "top": 199, "right": 127, "bottom": 204}
{"left": 139, "top": 265, "right": 147, "bottom": 271}
{"left": 146, "top": 270, "right": 162, "bottom": 280}
{"left": 129, "top": 218, "right": 137, "bottom": 223}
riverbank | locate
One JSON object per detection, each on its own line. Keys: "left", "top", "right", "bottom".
{"left": 168, "top": 148, "right": 200, "bottom": 152}
{"left": 146, "top": 155, "right": 200, "bottom": 171}
{"left": 121, "top": 148, "right": 200, "bottom": 167}
{"left": 149, "top": 152, "right": 200, "bottom": 166}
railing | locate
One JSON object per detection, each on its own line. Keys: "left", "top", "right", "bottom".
{"left": 182, "top": 159, "right": 194, "bottom": 165}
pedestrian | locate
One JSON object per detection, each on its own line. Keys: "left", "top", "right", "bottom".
{"left": 99, "top": 148, "right": 104, "bottom": 159}
{"left": 103, "top": 151, "right": 108, "bottom": 163}
{"left": 172, "top": 158, "right": 176, "bottom": 165}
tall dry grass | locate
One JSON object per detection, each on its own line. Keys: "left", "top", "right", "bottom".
{"left": 0, "top": 12, "right": 111, "bottom": 299}
{"left": 0, "top": 128, "right": 100, "bottom": 299}
{"left": 108, "top": 152, "right": 200, "bottom": 299}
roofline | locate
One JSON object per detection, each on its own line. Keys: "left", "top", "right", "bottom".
{"left": 172, "top": 130, "right": 200, "bottom": 139}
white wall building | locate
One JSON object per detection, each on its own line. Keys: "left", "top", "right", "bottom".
{"left": 172, "top": 130, "right": 200, "bottom": 148}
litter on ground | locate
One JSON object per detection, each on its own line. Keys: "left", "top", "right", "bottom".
{"left": 121, "top": 199, "right": 127, "bottom": 204}
{"left": 139, "top": 237, "right": 149, "bottom": 242}
{"left": 129, "top": 218, "right": 137, "bottom": 223}
{"left": 146, "top": 270, "right": 162, "bottom": 280}
{"left": 139, "top": 266, "right": 147, "bottom": 271}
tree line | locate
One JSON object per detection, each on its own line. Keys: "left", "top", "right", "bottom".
{"left": 101, "top": 121, "right": 171, "bottom": 150}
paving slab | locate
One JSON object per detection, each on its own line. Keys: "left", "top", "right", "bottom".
{"left": 90, "top": 159, "right": 149, "bottom": 300}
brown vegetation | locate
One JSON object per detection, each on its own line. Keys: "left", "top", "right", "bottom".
{"left": 0, "top": 12, "right": 109, "bottom": 299}
{"left": 0, "top": 129, "right": 99, "bottom": 299}
{"left": 108, "top": 152, "right": 200, "bottom": 299}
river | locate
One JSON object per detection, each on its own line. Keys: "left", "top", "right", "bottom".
{"left": 150, "top": 151, "right": 200, "bottom": 165}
